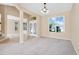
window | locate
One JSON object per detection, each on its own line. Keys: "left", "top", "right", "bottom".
{"left": 29, "top": 21, "right": 37, "bottom": 34}
{"left": 15, "top": 22, "right": 18, "bottom": 31}
{"left": 23, "top": 23, "right": 27, "bottom": 30}
{"left": 48, "top": 16, "right": 64, "bottom": 32}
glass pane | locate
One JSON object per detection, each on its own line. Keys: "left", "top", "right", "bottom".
{"left": 23, "top": 23, "right": 27, "bottom": 30}
{"left": 15, "top": 22, "right": 18, "bottom": 31}
{"left": 48, "top": 16, "right": 64, "bottom": 32}
{"left": 33, "top": 23, "right": 36, "bottom": 34}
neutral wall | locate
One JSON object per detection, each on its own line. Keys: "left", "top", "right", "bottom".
{"left": 5, "top": 5, "right": 19, "bottom": 17}
{"left": 0, "top": 5, "right": 5, "bottom": 35}
{"left": 40, "top": 11, "right": 71, "bottom": 40}
{"left": 70, "top": 4, "right": 79, "bottom": 54}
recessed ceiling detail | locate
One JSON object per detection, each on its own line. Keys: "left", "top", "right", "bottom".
{"left": 19, "top": 3, "right": 72, "bottom": 16}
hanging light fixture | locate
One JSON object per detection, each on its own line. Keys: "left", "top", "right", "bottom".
{"left": 41, "top": 3, "right": 49, "bottom": 15}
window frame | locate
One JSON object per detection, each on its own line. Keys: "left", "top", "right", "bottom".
{"left": 48, "top": 16, "right": 65, "bottom": 33}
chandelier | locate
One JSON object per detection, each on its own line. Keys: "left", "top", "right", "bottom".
{"left": 41, "top": 3, "right": 49, "bottom": 15}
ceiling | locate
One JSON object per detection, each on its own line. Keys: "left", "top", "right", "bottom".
{"left": 19, "top": 3, "right": 73, "bottom": 16}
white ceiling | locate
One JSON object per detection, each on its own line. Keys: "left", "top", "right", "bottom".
{"left": 19, "top": 3, "right": 73, "bottom": 16}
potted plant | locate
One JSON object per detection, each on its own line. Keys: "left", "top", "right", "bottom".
{"left": 31, "top": 16, "right": 36, "bottom": 20}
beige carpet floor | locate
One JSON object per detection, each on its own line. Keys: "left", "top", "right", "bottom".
{"left": 0, "top": 37, "right": 77, "bottom": 55}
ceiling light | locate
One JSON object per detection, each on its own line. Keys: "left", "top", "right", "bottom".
{"left": 41, "top": 3, "right": 49, "bottom": 15}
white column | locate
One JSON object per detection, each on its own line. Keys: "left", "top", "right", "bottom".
{"left": 19, "top": 10, "right": 23, "bottom": 43}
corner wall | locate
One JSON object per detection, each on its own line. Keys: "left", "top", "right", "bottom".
{"left": 70, "top": 4, "right": 79, "bottom": 54}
